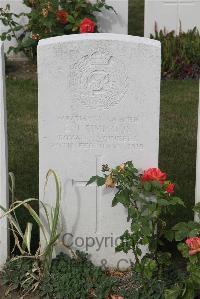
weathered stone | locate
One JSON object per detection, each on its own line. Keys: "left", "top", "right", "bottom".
{"left": 38, "top": 33, "right": 161, "bottom": 268}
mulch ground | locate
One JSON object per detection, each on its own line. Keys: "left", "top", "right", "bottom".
{"left": 6, "top": 60, "right": 37, "bottom": 81}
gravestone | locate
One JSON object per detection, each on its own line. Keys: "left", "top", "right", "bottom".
{"left": 38, "top": 33, "right": 161, "bottom": 268}
{"left": 195, "top": 81, "right": 200, "bottom": 208}
{"left": 0, "top": 0, "right": 128, "bottom": 58}
{"left": 0, "top": 0, "right": 30, "bottom": 59}
{"left": 93, "top": 0, "right": 128, "bottom": 34}
{"left": 145, "top": 0, "right": 200, "bottom": 37}
{"left": 0, "top": 42, "right": 8, "bottom": 267}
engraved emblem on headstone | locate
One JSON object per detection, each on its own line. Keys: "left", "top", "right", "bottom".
{"left": 70, "top": 49, "right": 128, "bottom": 109}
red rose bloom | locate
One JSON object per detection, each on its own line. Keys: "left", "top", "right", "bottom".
{"left": 185, "top": 237, "right": 200, "bottom": 256}
{"left": 165, "top": 183, "right": 175, "bottom": 195}
{"left": 79, "top": 18, "right": 96, "bottom": 33}
{"left": 56, "top": 10, "right": 68, "bottom": 25}
{"left": 141, "top": 168, "right": 167, "bottom": 184}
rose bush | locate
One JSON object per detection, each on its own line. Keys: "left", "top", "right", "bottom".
{"left": 88, "top": 161, "right": 186, "bottom": 297}
{"left": 0, "top": 0, "right": 115, "bottom": 59}
{"left": 164, "top": 203, "right": 200, "bottom": 298}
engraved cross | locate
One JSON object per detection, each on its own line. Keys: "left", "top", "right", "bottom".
{"left": 72, "top": 156, "right": 103, "bottom": 233}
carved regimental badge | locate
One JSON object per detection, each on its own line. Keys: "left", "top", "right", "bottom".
{"left": 70, "top": 49, "right": 128, "bottom": 109}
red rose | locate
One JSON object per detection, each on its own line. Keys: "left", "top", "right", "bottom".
{"left": 141, "top": 168, "right": 167, "bottom": 184}
{"left": 79, "top": 18, "right": 96, "bottom": 33}
{"left": 56, "top": 10, "right": 68, "bottom": 25}
{"left": 165, "top": 183, "right": 175, "bottom": 195}
{"left": 185, "top": 237, "right": 200, "bottom": 256}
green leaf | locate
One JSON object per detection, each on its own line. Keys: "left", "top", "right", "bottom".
{"left": 64, "top": 24, "right": 73, "bottom": 31}
{"left": 175, "top": 229, "right": 188, "bottom": 241}
{"left": 67, "top": 15, "right": 75, "bottom": 23}
{"left": 96, "top": 177, "right": 105, "bottom": 186}
{"left": 86, "top": 176, "right": 97, "bottom": 186}
{"left": 158, "top": 198, "right": 170, "bottom": 206}
{"left": 143, "top": 182, "right": 151, "bottom": 192}
{"left": 112, "top": 190, "right": 129, "bottom": 207}
{"left": 171, "top": 196, "right": 185, "bottom": 206}
{"left": 164, "top": 286, "right": 181, "bottom": 299}
{"left": 22, "top": 222, "right": 33, "bottom": 253}
{"left": 164, "top": 230, "right": 174, "bottom": 241}
{"left": 143, "top": 259, "right": 157, "bottom": 279}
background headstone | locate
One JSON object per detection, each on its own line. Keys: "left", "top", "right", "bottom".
{"left": 0, "top": 0, "right": 30, "bottom": 59}
{"left": 195, "top": 81, "right": 200, "bottom": 208}
{"left": 0, "top": 41, "right": 8, "bottom": 267}
{"left": 93, "top": 0, "right": 128, "bottom": 34}
{"left": 0, "top": 0, "right": 128, "bottom": 59}
{"left": 38, "top": 33, "right": 161, "bottom": 268}
{"left": 145, "top": 0, "right": 200, "bottom": 37}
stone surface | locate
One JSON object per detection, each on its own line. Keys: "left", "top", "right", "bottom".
{"left": 93, "top": 0, "right": 128, "bottom": 34}
{"left": 0, "top": 42, "right": 8, "bottom": 267}
{"left": 145, "top": 0, "right": 200, "bottom": 37}
{"left": 38, "top": 33, "right": 161, "bottom": 268}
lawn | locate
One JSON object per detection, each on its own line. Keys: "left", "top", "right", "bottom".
{"left": 128, "top": 0, "right": 144, "bottom": 36}
{"left": 6, "top": 79, "right": 199, "bottom": 228}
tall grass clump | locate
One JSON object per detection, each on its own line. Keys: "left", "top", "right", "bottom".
{"left": 151, "top": 26, "right": 200, "bottom": 79}
{"left": 0, "top": 170, "right": 62, "bottom": 297}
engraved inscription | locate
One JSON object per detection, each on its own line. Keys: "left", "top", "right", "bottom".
{"left": 50, "top": 115, "right": 144, "bottom": 150}
{"left": 70, "top": 49, "right": 128, "bottom": 110}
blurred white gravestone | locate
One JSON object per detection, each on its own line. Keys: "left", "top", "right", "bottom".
{"left": 0, "top": 0, "right": 128, "bottom": 59}
{"left": 195, "top": 81, "right": 200, "bottom": 207}
{"left": 145, "top": 0, "right": 200, "bottom": 37}
{"left": 0, "top": 0, "right": 30, "bottom": 59}
{"left": 0, "top": 42, "right": 8, "bottom": 267}
{"left": 38, "top": 33, "right": 161, "bottom": 268}
{"left": 94, "top": 0, "right": 128, "bottom": 34}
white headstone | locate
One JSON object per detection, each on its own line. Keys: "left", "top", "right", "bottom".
{"left": 0, "top": 42, "right": 8, "bottom": 266}
{"left": 94, "top": 0, "right": 128, "bottom": 34}
{"left": 195, "top": 81, "right": 200, "bottom": 208}
{"left": 38, "top": 33, "right": 161, "bottom": 268}
{"left": 145, "top": 0, "right": 200, "bottom": 37}
{"left": 0, "top": 0, "right": 30, "bottom": 59}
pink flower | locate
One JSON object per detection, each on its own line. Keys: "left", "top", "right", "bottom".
{"left": 141, "top": 168, "right": 167, "bottom": 184}
{"left": 185, "top": 237, "right": 200, "bottom": 256}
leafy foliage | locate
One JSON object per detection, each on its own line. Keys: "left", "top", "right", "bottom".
{"left": 0, "top": 0, "right": 114, "bottom": 59}
{"left": 88, "top": 161, "right": 185, "bottom": 297}
{"left": 164, "top": 203, "right": 200, "bottom": 298}
{"left": 39, "top": 252, "right": 115, "bottom": 299}
{"left": 0, "top": 170, "right": 63, "bottom": 297}
{"left": 1, "top": 257, "right": 38, "bottom": 296}
{"left": 151, "top": 27, "right": 200, "bottom": 79}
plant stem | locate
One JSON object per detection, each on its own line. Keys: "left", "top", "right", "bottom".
{"left": 132, "top": 246, "right": 149, "bottom": 296}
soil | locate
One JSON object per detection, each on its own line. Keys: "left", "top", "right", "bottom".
{"left": 6, "top": 60, "right": 37, "bottom": 81}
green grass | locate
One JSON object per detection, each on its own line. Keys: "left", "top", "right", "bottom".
{"left": 7, "top": 80, "right": 38, "bottom": 200}
{"left": 6, "top": 79, "right": 199, "bottom": 228}
{"left": 159, "top": 80, "right": 199, "bottom": 223}
{"left": 6, "top": 79, "right": 39, "bottom": 250}
{"left": 128, "top": 0, "right": 144, "bottom": 36}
